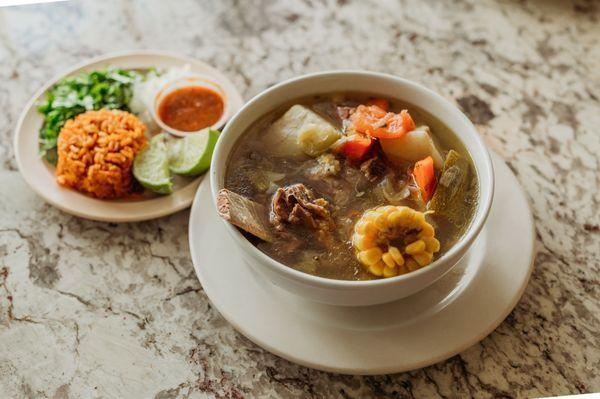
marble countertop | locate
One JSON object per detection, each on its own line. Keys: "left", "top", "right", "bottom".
{"left": 1, "top": 0, "right": 598, "bottom": 397}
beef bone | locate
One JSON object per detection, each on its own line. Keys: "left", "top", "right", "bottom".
{"left": 216, "top": 189, "right": 274, "bottom": 242}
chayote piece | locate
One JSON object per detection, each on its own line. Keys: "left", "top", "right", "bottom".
{"left": 428, "top": 150, "right": 472, "bottom": 227}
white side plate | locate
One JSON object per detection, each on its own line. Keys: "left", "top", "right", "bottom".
{"left": 14, "top": 50, "right": 244, "bottom": 222}
{"left": 188, "top": 152, "right": 535, "bottom": 374}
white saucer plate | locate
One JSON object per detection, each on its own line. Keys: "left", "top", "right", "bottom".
{"left": 189, "top": 152, "right": 535, "bottom": 374}
{"left": 14, "top": 50, "right": 244, "bottom": 222}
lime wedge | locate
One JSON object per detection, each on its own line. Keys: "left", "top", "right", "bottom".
{"left": 133, "top": 133, "right": 173, "bottom": 194}
{"left": 168, "top": 129, "right": 219, "bottom": 176}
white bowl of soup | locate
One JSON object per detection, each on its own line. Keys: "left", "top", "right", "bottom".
{"left": 211, "top": 71, "right": 494, "bottom": 306}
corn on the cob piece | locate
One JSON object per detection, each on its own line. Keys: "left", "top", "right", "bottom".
{"left": 381, "top": 252, "right": 396, "bottom": 268}
{"left": 388, "top": 246, "right": 405, "bottom": 266}
{"left": 405, "top": 239, "right": 426, "bottom": 255}
{"left": 383, "top": 266, "right": 398, "bottom": 278}
{"left": 352, "top": 205, "right": 440, "bottom": 278}
{"left": 358, "top": 247, "right": 383, "bottom": 266}
{"left": 369, "top": 261, "right": 385, "bottom": 277}
{"left": 406, "top": 258, "right": 420, "bottom": 271}
{"left": 422, "top": 237, "right": 440, "bottom": 252}
{"left": 413, "top": 251, "right": 433, "bottom": 266}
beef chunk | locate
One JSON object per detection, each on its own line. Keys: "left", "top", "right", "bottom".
{"left": 337, "top": 106, "right": 355, "bottom": 131}
{"left": 337, "top": 106, "right": 355, "bottom": 120}
{"left": 360, "top": 156, "right": 386, "bottom": 182}
{"left": 270, "top": 184, "right": 335, "bottom": 249}
{"left": 270, "top": 183, "right": 332, "bottom": 230}
{"left": 311, "top": 103, "right": 356, "bottom": 129}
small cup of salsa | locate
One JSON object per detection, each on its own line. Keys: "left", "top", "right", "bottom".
{"left": 153, "top": 75, "right": 228, "bottom": 136}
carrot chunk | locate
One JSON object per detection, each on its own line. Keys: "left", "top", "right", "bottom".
{"left": 336, "top": 135, "right": 374, "bottom": 162}
{"left": 413, "top": 156, "right": 437, "bottom": 202}
{"left": 350, "top": 105, "right": 415, "bottom": 139}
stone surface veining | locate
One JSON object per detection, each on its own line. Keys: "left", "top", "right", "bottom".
{"left": 0, "top": 0, "right": 598, "bottom": 397}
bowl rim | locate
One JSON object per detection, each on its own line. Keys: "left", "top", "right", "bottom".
{"left": 210, "top": 70, "right": 494, "bottom": 289}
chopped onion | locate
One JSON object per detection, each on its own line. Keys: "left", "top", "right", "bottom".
{"left": 380, "top": 176, "right": 411, "bottom": 204}
{"left": 384, "top": 186, "right": 411, "bottom": 203}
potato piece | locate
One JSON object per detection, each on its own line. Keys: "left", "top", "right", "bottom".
{"left": 380, "top": 126, "right": 443, "bottom": 168}
{"left": 264, "top": 105, "right": 341, "bottom": 157}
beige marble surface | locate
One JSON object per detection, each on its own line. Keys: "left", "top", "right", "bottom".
{"left": 0, "top": 0, "right": 599, "bottom": 398}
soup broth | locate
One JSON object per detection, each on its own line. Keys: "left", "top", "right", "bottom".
{"left": 223, "top": 93, "right": 478, "bottom": 280}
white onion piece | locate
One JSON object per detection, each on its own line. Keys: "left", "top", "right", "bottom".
{"left": 380, "top": 176, "right": 411, "bottom": 204}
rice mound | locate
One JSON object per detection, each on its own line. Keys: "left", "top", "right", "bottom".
{"left": 56, "top": 109, "right": 147, "bottom": 199}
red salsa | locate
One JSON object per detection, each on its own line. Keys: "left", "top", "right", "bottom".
{"left": 158, "top": 86, "right": 224, "bottom": 132}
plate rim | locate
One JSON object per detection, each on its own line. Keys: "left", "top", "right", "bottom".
{"left": 13, "top": 50, "right": 243, "bottom": 222}
{"left": 188, "top": 151, "right": 536, "bottom": 374}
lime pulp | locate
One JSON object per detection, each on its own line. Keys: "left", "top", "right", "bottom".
{"left": 133, "top": 133, "right": 173, "bottom": 194}
{"left": 167, "top": 129, "right": 219, "bottom": 176}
